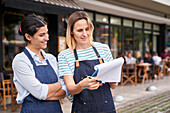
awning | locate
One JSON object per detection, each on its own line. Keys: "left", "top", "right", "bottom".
{"left": 75, "top": 0, "right": 170, "bottom": 25}
{"left": 34, "top": 0, "right": 83, "bottom": 10}
{"left": 4, "top": 0, "right": 83, "bottom": 15}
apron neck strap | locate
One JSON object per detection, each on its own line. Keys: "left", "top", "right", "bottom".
{"left": 24, "top": 48, "right": 49, "bottom": 67}
{"left": 73, "top": 46, "right": 101, "bottom": 60}
{"left": 24, "top": 48, "right": 37, "bottom": 67}
{"left": 92, "top": 46, "right": 101, "bottom": 58}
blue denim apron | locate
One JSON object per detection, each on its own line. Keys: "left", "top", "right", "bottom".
{"left": 20, "top": 48, "right": 62, "bottom": 113}
{"left": 72, "top": 46, "right": 116, "bottom": 113}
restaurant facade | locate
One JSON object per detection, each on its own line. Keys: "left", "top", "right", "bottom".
{"left": 0, "top": 0, "right": 170, "bottom": 73}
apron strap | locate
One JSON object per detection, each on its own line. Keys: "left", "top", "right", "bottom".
{"left": 74, "top": 49, "right": 79, "bottom": 67}
{"left": 24, "top": 48, "right": 50, "bottom": 68}
{"left": 73, "top": 46, "right": 103, "bottom": 67}
{"left": 24, "top": 48, "right": 37, "bottom": 68}
{"left": 92, "top": 46, "right": 103, "bottom": 64}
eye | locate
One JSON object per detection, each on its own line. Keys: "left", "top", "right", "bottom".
{"left": 39, "top": 33, "right": 45, "bottom": 37}
{"left": 77, "top": 29, "right": 83, "bottom": 32}
{"left": 85, "top": 27, "right": 89, "bottom": 31}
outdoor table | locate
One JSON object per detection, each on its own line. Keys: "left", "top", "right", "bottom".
{"left": 136, "top": 63, "right": 152, "bottom": 84}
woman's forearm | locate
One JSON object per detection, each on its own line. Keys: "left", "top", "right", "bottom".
{"left": 46, "top": 89, "right": 66, "bottom": 100}
{"left": 46, "top": 82, "right": 62, "bottom": 100}
{"left": 63, "top": 75, "right": 99, "bottom": 95}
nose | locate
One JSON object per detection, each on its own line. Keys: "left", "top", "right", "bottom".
{"left": 45, "top": 33, "right": 49, "bottom": 40}
{"left": 82, "top": 30, "right": 88, "bottom": 37}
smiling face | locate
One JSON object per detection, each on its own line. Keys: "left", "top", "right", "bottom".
{"left": 27, "top": 25, "right": 49, "bottom": 51}
{"left": 72, "top": 19, "right": 90, "bottom": 47}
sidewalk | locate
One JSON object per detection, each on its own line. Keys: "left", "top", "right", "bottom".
{"left": 61, "top": 75, "right": 170, "bottom": 113}
{"left": 1, "top": 75, "right": 170, "bottom": 113}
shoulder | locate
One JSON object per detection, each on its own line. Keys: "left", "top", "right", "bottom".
{"left": 58, "top": 48, "right": 73, "bottom": 58}
{"left": 13, "top": 52, "right": 29, "bottom": 64}
{"left": 94, "top": 42, "right": 109, "bottom": 48}
{"left": 12, "top": 52, "right": 32, "bottom": 69}
{"left": 58, "top": 48, "right": 74, "bottom": 60}
{"left": 94, "top": 42, "right": 110, "bottom": 52}
{"left": 46, "top": 53, "right": 56, "bottom": 61}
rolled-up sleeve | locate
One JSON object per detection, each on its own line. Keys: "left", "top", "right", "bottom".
{"left": 13, "top": 57, "right": 48, "bottom": 100}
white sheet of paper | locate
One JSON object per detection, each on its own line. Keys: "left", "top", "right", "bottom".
{"left": 94, "top": 57, "right": 124, "bottom": 83}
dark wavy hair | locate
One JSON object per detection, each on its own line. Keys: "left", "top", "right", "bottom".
{"left": 18, "top": 13, "right": 47, "bottom": 44}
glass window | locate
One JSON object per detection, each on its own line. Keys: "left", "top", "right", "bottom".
{"left": 166, "top": 27, "right": 170, "bottom": 48}
{"left": 110, "top": 17, "right": 121, "bottom": 25}
{"left": 3, "top": 13, "right": 25, "bottom": 70}
{"left": 144, "top": 30, "right": 152, "bottom": 52}
{"left": 153, "top": 33, "right": 159, "bottom": 52}
{"left": 135, "top": 21, "right": 142, "bottom": 28}
{"left": 134, "top": 29, "right": 143, "bottom": 54}
{"left": 86, "top": 11, "right": 93, "bottom": 21}
{"left": 110, "top": 26, "right": 121, "bottom": 58}
{"left": 123, "top": 19, "right": 132, "bottom": 27}
{"left": 2, "top": 13, "right": 49, "bottom": 70}
{"left": 95, "top": 24, "right": 109, "bottom": 45}
{"left": 96, "top": 14, "right": 108, "bottom": 23}
{"left": 124, "top": 28, "right": 133, "bottom": 52}
{"left": 153, "top": 24, "right": 160, "bottom": 31}
{"left": 144, "top": 23, "right": 151, "bottom": 30}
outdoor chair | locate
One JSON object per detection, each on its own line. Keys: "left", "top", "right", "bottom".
{"left": 0, "top": 72, "right": 12, "bottom": 110}
{"left": 10, "top": 73, "right": 22, "bottom": 112}
{"left": 121, "top": 64, "right": 137, "bottom": 86}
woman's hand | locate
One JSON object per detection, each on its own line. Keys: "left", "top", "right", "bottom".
{"left": 79, "top": 76, "right": 99, "bottom": 90}
{"left": 109, "top": 82, "right": 118, "bottom": 89}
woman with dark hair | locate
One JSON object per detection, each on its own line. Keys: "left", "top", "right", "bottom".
{"left": 144, "top": 51, "right": 154, "bottom": 78}
{"left": 58, "top": 11, "right": 117, "bottom": 113}
{"left": 12, "top": 14, "right": 67, "bottom": 113}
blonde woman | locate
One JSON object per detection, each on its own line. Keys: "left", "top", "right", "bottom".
{"left": 58, "top": 11, "right": 117, "bottom": 113}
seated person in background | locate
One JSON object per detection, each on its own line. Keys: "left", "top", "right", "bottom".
{"left": 160, "top": 47, "right": 170, "bottom": 60}
{"left": 117, "top": 51, "right": 127, "bottom": 64}
{"left": 144, "top": 51, "right": 154, "bottom": 79}
{"left": 135, "top": 51, "right": 144, "bottom": 77}
{"left": 135, "top": 51, "right": 143, "bottom": 64}
{"left": 152, "top": 52, "right": 162, "bottom": 78}
{"left": 160, "top": 47, "right": 170, "bottom": 71}
{"left": 152, "top": 51, "right": 162, "bottom": 66}
{"left": 126, "top": 51, "right": 136, "bottom": 64}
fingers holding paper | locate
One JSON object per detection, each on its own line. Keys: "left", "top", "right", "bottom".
{"left": 109, "top": 82, "right": 118, "bottom": 89}
{"left": 80, "top": 76, "right": 99, "bottom": 90}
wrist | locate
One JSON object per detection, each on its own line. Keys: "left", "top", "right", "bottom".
{"left": 78, "top": 81, "right": 84, "bottom": 89}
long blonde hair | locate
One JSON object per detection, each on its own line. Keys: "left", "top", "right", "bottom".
{"left": 66, "top": 11, "right": 94, "bottom": 53}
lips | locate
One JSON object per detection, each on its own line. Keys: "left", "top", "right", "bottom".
{"left": 81, "top": 37, "right": 88, "bottom": 41}
{"left": 41, "top": 41, "right": 47, "bottom": 45}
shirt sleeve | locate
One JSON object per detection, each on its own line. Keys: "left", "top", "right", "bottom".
{"left": 58, "top": 52, "right": 73, "bottom": 77}
{"left": 55, "top": 61, "right": 70, "bottom": 97}
{"left": 12, "top": 57, "right": 48, "bottom": 100}
{"left": 104, "top": 44, "right": 114, "bottom": 62}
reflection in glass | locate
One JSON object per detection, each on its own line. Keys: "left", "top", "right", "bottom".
{"left": 134, "top": 29, "right": 143, "bottom": 54}
{"left": 153, "top": 32, "right": 159, "bottom": 52}
{"left": 95, "top": 24, "right": 109, "bottom": 44}
{"left": 124, "top": 28, "right": 133, "bottom": 52}
{"left": 153, "top": 24, "right": 160, "bottom": 31}
{"left": 144, "top": 23, "right": 151, "bottom": 30}
{"left": 110, "top": 17, "right": 121, "bottom": 25}
{"left": 167, "top": 27, "right": 170, "bottom": 47}
{"left": 123, "top": 19, "right": 132, "bottom": 27}
{"left": 135, "top": 21, "right": 142, "bottom": 28}
{"left": 110, "top": 26, "right": 121, "bottom": 58}
{"left": 86, "top": 11, "right": 93, "bottom": 21}
{"left": 96, "top": 14, "right": 108, "bottom": 23}
{"left": 144, "top": 31, "right": 152, "bottom": 52}
{"left": 3, "top": 13, "right": 25, "bottom": 70}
